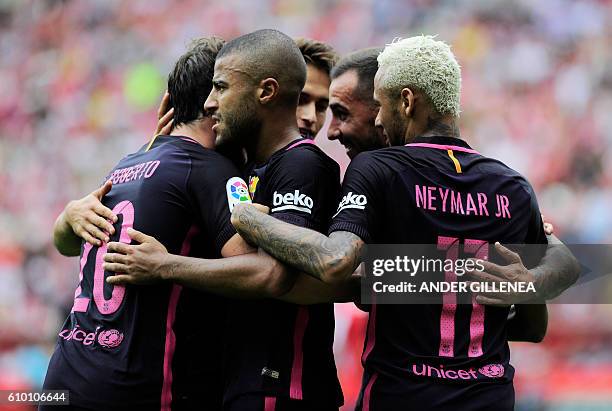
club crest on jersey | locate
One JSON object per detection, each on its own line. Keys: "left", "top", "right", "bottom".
{"left": 272, "top": 190, "right": 313, "bottom": 214}
{"left": 226, "top": 177, "right": 252, "bottom": 212}
{"left": 249, "top": 176, "right": 259, "bottom": 196}
{"left": 333, "top": 191, "right": 367, "bottom": 218}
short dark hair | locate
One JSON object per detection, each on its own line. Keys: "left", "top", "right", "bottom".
{"left": 217, "top": 29, "right": 306, "bottom": 105}
{"left": 295, "top": 37, "right": 338, "bottom": 76}
{"left": 168, "top": 36, "right": 225, "bottom": 126}
{"left": 331, "top": 47, "right": 382, "bottom": 104}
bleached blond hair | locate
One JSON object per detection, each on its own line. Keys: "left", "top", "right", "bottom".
{"left": 377, "top": 35, "right": 461, "bottom": 117}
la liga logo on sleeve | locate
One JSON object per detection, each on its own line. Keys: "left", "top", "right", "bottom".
{"left": 226, "top": 177, "right": 251, "bottom": 211}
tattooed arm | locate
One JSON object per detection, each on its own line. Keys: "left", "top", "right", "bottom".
{"left": 532, "top": 234, "right": 580, "bottom": 300}
{"left": 232, "top": 203, "right": 365, "bottom": 284}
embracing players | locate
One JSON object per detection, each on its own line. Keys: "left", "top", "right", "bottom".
{"left": 104, "top": 30, "right": 346, "bottom": 411}
{"left": 48, "top": 30, "right": 346, "bottom": 411}
{"left": 231, "top": 36, "right": 579, "bottom": 410}
{"left": 48, "top": 30, "right": 578, "bottom": 411}
{"left": 43, "top": 36, "right": 293, "bottom": 411}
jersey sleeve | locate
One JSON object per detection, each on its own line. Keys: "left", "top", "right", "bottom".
{"left": 187, "top": 152, "right": 251, "bottom": 254}
{"left": 266, "top": 147, "right": 340, "bottom": 231}
{"left": 328, "top": 152, "right": 383, "bottom": 243}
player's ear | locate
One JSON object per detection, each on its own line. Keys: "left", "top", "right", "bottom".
{"left": 258, "top": 78, "right": 279, "bottom": 105}
{"left": 401, "top": 87, "right": 415, "bottom": 118}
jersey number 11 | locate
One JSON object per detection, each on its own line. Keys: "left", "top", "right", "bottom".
{"left": 437, "top": 236, "right": 488, "bottom": 358}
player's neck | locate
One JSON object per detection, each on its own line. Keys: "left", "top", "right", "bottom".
{"left": 417, "top": 114, "right": 460, "bottom": 140}
{"left": 251, "top": 120, "right": 300, "bottom": 163}
{"left": 171, "top": 123, "right": 215, "bottom": 149}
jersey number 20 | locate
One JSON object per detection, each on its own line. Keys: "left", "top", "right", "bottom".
{"left": 71, "top": 201, "right": 134, "bottom": 315}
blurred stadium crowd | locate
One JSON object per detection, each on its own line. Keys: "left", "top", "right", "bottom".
{"left": 0, "top": 0, "right": 611, "bottom": 409}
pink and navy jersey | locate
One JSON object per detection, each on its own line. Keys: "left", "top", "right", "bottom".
{"left": 43, "top": 135, "right": 250, "bottom": 411}
{"left": 329, "top": 136, "right": 548, "bottom": 410}
{"left": 224, "top": 139, "right": 344, "bottom": 408}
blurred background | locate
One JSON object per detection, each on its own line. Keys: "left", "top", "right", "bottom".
{"left": 0, "top": 0, "right": 611, "bottom": 410}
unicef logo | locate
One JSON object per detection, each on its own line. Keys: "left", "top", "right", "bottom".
{"left": 478, "top": 364, "right": 505, "bottom": 378}
{"left": 230, "top": 180, "right": 250, "bottom": 202}
{"left": 98, "top": 329, "right": 124, "bottom": 348}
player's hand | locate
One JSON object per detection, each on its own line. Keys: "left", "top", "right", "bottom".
{"left": 541, "top": 214, "right": 554, "bottom": 235}
{"left": 252, "top": 203, "right": 270, "bottom": 214}
{"left": 104, "top": 228, "right": 169, "bottom": 285}
{"left": 464, "top": 242, "right": 538, "bottom": 306}
{"left": 230, "top": 203, "right": 270, "bottom": 228}
{"left": 64, "top": 180, "right": 117, "bottom": 246}
{"left": 154, "top": 91, "right": 174, "bottom": 136}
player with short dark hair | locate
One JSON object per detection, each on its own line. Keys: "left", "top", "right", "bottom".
{"left": 230, "top": 35, "right": 579, "bottom": 410}
{"left": 216, "top": 29, "right": 306, "bottom": 107}
{"left": 104, "top": 29, "right": 345, "bottom": 411}
{"left": 168, "top": 36, "right": 225, "bottom": 127}
{"left": 328, "top": 48, "right": 388, "bottom": 159}
{"left": 331, "top": 48, "right": 380, "bottom": 107}
{"left": 294, "top": 37, "right": 338, "bottom": 140}
{"left": 44, "top": 37, "right": 290, "bottom": 411}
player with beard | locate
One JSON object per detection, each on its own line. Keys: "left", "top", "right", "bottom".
{"left": 325, "top": 47, "right": 565, "bottom": 343}
{"left": 45, "top": 37, "right": 294, "bottom": 411}
{"left": 104, "top": 30, "right": 345, "bottom": 410}
{"left": 230, "top": 36, "right": 580, "bottom": 410}
{"left": 61, "top": 36, "right": 568, "bottom": 411}
{"left": 327, "top": 48, "right": 388, "bottom": 159}
{"left": 295, "top": 38, "right": 338, "bottom": 140}
{"left": 323, "top": 46, "right": 561, "bottom": 342}
{"left": 59, "top": 39, "right": 337, "bottom": 246}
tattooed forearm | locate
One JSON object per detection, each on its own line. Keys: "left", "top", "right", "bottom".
{"left": 533, "top": 234, "right": 580, "bottom": 300}
{"left": 233, "top": 204, "right": 364, "bottom": 283}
